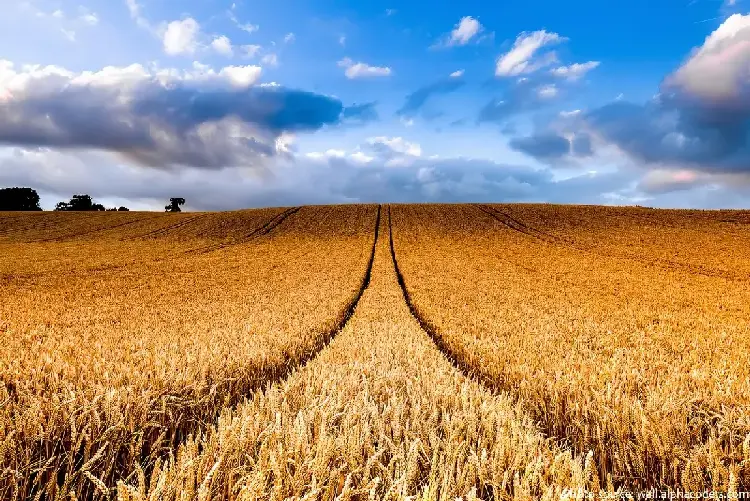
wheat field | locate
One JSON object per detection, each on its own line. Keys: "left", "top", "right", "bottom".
{"left": 1, "top": 203, "right": 749, "bottom": 500}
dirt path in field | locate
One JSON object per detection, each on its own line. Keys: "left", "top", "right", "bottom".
{"left": 126, "top": 205, "right": 573, "bottom": 500}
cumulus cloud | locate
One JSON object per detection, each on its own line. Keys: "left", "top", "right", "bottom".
{"left": 433, "top": 16, "right": 485, "bottom": 48}
{"left": 507, "top": 13, "right": 750, "bottom": 190}
{"left": 496, "top": 30, "right": 566, "bottom": 76}
{"left": 163, "top": 18, "right": 200, "bottom": 55}
{"left": 0, "top": 61, "right": 353, "bottom": 170}
{"left": 450, "top": 70, "right": 465, "bottom": 78}
{"left": 211, "top": 35, "right": 234, "bottom": 56}
{"left": 338, "top": 58, "right": 392, "bottom": 79}
{"left": 577, "top": 12, "right": 750, "bottom": 176}
{"left": 397, "top": 77, "right": 466, "bottom": 118}
{"left": 551, "top": 61, "right": 600, "bottom": 81}
{"left": 666, "top": 14, "right": 750, "bottom": 105}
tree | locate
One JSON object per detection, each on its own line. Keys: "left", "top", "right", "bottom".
{"left": 0, "top": 187, "right": 42, "bottom": 211}
{"left": 165, "top": 197, "right": 185, "bottom": 212}
{"left": 54, "top": 194, "right": 106, "bottom": 211}
{"left": 118, "top": 206, "right": 130, "bottom": 211}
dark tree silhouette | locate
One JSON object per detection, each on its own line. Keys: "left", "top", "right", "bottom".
{"left": 55, "top": 194, "right": 106, "bottom": 211}
{"left": 118, "top": 206, "right": 130, "bottom": 211}
{"left": 108, "top": 206, "right": 130, "bottom": 211}
{"left": 0, "top": 187, "right": 43, "bottom": 211}
{"left": 165, "top": 197, "right": 186, "bottom": 212}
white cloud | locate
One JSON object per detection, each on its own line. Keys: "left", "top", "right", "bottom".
{"left": 666, "top": 13, "right": 750, "bottom": 103}
{"left": 78, "top": 7, "right": 99, "bottom": 26}
{"left": 240, "top": 44, "right": 262, "bottom": 58}
{"left": 450, "top": 16, "right": 483, "bottom": 45}
{"left": 125, "top": 0, "right": 151, "bottom": 30}
{"left": 338, "top": 58, "right": 392, "bottom": 79}
{"left": 228, "top": 9, "right": 258, "bottom": 34}
{"left": 284, "top": 33, "right": 295, "bottom": 44}
{"left": 261, "top": 54, "right": 279, "bottom": 67}
{"left": 163, "top": 18, "right": 200, "bottom": 55}
{"left": 61, "top": 28, "right": 76, "bottom": 42}
{"left": 20, "top": 4, "right": 99, "bottom": 40}
{"left": 450, "top": 69, "right": 465, "bottom": 78}
{"left": 433, "top": 16, "right": 484, "bottom": 48}
{"left": 386, "top": 9, "right": 397, "bottom": 16}
{"left": 495, "top": 30, "right": 567, "bottom": 76}
{"left": 367, "top": 137, "right": 422, "bottom": 157}
{"left": 339, "top": 35, "right": 346, "bottom": 46}
{"left": 559, "top": 109, "right": 582, "bottom": 118}
{"left": 537, "top": 84, "right": 558, "bottom": 99}
{"left": 550, "top": 61, "right": 600, "bottom": 81}
{"left": 211, "top": 35, "right": 234, "bottom": 56}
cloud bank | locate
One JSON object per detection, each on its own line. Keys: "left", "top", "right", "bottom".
{"left": 0, "top": 61, "right": 356, "bottom": 170}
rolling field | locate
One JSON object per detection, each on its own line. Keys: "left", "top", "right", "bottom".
{"left": 1, "top": 204, "right": 749, "bottom": 500}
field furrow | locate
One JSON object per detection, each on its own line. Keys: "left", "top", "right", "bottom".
{"left": 0, "top": 205, "right": 378, "bottom": 500}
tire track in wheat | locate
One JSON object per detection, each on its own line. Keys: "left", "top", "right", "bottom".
{"left": 479, "top": 204, "right": 750, "bottom": 282}
{"left": 388, "top": 206, "right": 498, "bottom": 392}
{"left": 184, "top": 207, "right": 302, "bottom": 255}
{"left": 109, "top": 205, "right": 382, "bottom": 499}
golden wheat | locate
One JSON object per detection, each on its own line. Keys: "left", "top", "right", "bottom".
{"left": 117, "top": 208, "right": 593, "bottom": 501}
{"left": 0, "top": 205, "right": 377, "bottom": 499}
{"left": 2, "top": 203, "right": 749, "bottom": 500}
{"left": 391, "top": 203, "right": 750, "bottom": 491}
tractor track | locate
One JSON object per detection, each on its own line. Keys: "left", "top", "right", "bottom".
{"left": 26, "top": 214, "right": 167, "bottom": 243}
{"left": 124, "top": 214, "right": 210, "bottom": 240}
{"left": 13, "top": 205, "right": 382, "bottom": 501}
{"left": 387, "top": 206, "right": 498, "bottom": 392}
{"left": 0, "top": 208, "right": 303, "bottom": 285}
{"left": 478, "top": 204, "right": 750, "bottom": 283}
{"left": 183, "top": 207, "right": 302, "bottom": 255}
{"left": 123, "top": 204, "right": 381, "bottom": 494}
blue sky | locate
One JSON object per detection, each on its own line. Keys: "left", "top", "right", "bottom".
{"left": 1, "top": 0, "right": 750, "bottom": 210}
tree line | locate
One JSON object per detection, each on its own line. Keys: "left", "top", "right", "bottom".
{"left": 0, "top": 187, "right": 186, "bottom": 212}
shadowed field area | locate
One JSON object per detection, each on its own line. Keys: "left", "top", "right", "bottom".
{"left": 1, "top": 204, "right": 749, "bottom": 500}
